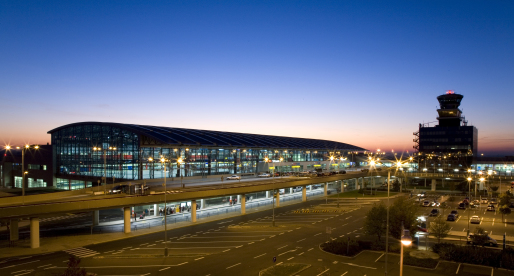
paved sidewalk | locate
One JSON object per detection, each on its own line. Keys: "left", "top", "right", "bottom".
{"left": 0, "top": 192, "right": 329, "bottom": 259}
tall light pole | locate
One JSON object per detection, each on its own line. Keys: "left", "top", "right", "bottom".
{"left": 467, "top": 176, "right": 472, "bottom": 239}
{"left": 385, "top": 160, "right": 403, "bottom": 275}
{"left": 8, "top": 145, "right": 39, "bottom": 199}
{"left": 400, "top": 224, "right": 412, "bottom": 276}
{"left": 157, "top": 156, "right": 183, "bottom": 257}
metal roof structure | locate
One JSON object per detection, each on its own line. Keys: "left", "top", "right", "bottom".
{"left": 48, "top": 122, "right": 366, "bottom": 151}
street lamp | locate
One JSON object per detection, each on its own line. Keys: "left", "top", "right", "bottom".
{"left": 6, "top": 145, "right": 39, "bottom": 199}
{"left": 160, "top": 157, "right": 169, "bottom": 257}
{"left": 400, "top": 227, "right": 412, "bottom": 276}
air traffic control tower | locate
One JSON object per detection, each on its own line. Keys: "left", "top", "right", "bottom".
{"left": 414, "top": 90, "right": 478, "bottom": 169}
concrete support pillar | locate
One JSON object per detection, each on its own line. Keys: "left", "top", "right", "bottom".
{"left": 431, "top": 179, "right": 436, "bottom": 191}
{"left": 124, "top": 207, "right": 131, "bottom": 233}
{"left": 324, "top": 183, "right": 328, "bottom": 196}
{"left": 341, "top": 181, "right": 344, "bottom": 193}
{"left": 30, "top": 217, "right": 39, "bottom": 249}
{"left": 289, "top": 187, "right": 293, "bottom": 194}
{"left": 154, "top": 204, "right": 158, "bottom": 216}
{"left": 191, "top": 200, "right": 197, "bottom": 223}
{"left": 266, "top": 191, "right": 270, "bottom": 198}
{"left": 276, "top": 192, "right": 280, "bottom": 207}
{"left": 9, "top": 219, "right": 19, "bottom": 242}
{"left": 93, "top": 210, "right": 99, "bottom": 226}
{"left": 241, "top": 194, "right": 246, "bottom": 214}
{"left": 200, "top": 199, "right": 206, "bottom": 209}
{"left": 361, "top": 177, "right": 364, "bottom": 189}
{"left": 302, "top": 187, "right": 307, "bottom": 202}
{"left": 237, "top": 195, "right": 241, "bottom": 204}
{"left": 309, "top": 185, "right": 312, "bottom": 191}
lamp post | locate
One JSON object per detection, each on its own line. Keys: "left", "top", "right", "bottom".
{"left": 467, "top": 176, "right": 472, "bottom": 239}
{"left": 160, "top": 157, "right": 169, "bottom": 257}
{"left": 7, "top": 145, "right": 39, "bottom": 199}
{"left": 400, "top": 224, "right": 412, "bottom": 276}
{"left": 385, "top": 160, "right": 403, "bottom": 275}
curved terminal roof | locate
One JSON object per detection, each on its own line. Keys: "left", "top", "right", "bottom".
{"left": 48, "top": 122, "right": 366, "bottom": 151}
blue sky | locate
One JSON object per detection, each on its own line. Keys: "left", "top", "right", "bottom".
{"left": 1, "top": 1, "right": 513, "bottom": 155}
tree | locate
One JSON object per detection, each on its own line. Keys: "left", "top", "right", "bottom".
{"left": 389, "top": 196, "right": 419, "bottom": 239}
{"left": 499, "top": 204, "right": 512, "bottom": 223}
{"left": 364, "top": 203, "right": 387, "bottom": 241}
{"left": 61, "top": 255, "right": 87, "bottom": 276}
{"left": 499, "top": 192, "right": 513, "bottom": 206}
{"left": 490, "top": 186, "right": 499, "bottom": 192}
{"left": 429, "top": 215, "right": 451, "bottom": 243}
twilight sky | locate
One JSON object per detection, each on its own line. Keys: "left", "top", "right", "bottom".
{"left": 1, "top": 1, "right": 513, "bottom": 155}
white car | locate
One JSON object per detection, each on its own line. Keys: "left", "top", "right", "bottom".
{"left": 470, "top": 215, "right": 481, "bottom": 224}
{"left": 481, "top": 198, "right": 489, "bottom": 204}
{"left": 258, "top": 173, "right": 271, "bottom": 178}
{"left": 226, "top": 175, "right": 241, "bottom": 180}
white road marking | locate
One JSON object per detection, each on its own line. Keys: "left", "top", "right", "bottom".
{"left": 341, "top": 262, "right": 376, "bottom": 269}
{"left": 278, "top": 249, "right": 297, "bottom": 256}
{"left": 287, "top": 257, "right": 294, "bottom": 261}
{"left": 308, "top": 248, "right": 313, "bottom": 251}
{"left": 13, "top": 270, "right": 33, "bottom": 276}
{"left": 277, "top": 245, "right": 288, "bottom": 250}
{"left": 37, "top": 264, "right": 52, "bottom": 268}
{"left": 254, "top": 253, "right": 266, "bottom": 259}
{"left": 222, "top": 249, "right": 231, "bottom": 252}
{"left": 456, "top": 263, "right": 461, "bottom": 274}
{"left": 1, "top": 260, "right": 40, "bottom": 269}
{"left": 159, "top": 267, "right": 171, "bottom": 271}
{"left": 316, "top": 268, "right": 330, "bottom": 275}
{"left": 226, "top": 263, "right": 241, "bottom": 269}
{"left": 341, "top": 272, "right": 348, "bottom": 276}
{"left": 375, "top": 253, "right": 384, "bottom": 262}
{"left": 195, "top": 257, "right": 204, "bottom": 261}
{"left": 297, "top": 238, "right": 306, "bottom": 242}
{"left": 314, "top": 233, "right": 322, "bottom": 236}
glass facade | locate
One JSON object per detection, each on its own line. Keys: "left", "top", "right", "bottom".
{"left": 50, "top": 123, "right": 361, "bottom": 183}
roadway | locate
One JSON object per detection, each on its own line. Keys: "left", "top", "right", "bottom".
{"left": 0, "top": 171, "right": 376, "bottom": 219}
{"left": 1, "top": 196, "right": 512, "bottom": 276}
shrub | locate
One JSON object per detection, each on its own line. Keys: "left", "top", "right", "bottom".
{"left": 321, "top": 239, "right": 373, "bottom": 256}
{"left": 404, "top": 255, "right": 438, "bottom": 269}
{"left": 432, "top": 243, "right": 514, "bottom": 270}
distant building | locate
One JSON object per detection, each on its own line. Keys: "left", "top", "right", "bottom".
{"left": 414, "top": 90, "right": 478, "bottom": 170}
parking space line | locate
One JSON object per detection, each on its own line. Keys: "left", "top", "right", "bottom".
{"left": 226, "top": 263, "right": 241, "bottom": 269}
{"left": 316, "top": 268, "right": 329, "bottom": 276}
{"left": 254, "top": 253, "right": 266, "bottom": 259}
{"left": 375, "top": 253, "right": 384, "bottom": 262}
{"left": 456, "top": 263, "right": 461, "bottom": 274}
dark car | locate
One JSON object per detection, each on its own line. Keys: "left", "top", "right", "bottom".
{"left": 429, "top": 209, "right": 439, "bottom": 217}
{"left": 339, "top": 170, "right": 347, "bottom": 174}
{"left": 458, "top": 202, "right": 466, "bottom": 209}
{"left": 447, "top": 214, "right": 456, "bottom": 221}
{"left": 361, "top": 168, "right": 369, "bottom": 173}
{"left": 450, "top": 210, "right": 459, "bottom": 218}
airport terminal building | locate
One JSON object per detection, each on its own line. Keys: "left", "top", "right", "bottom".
{"left": 43, "top": 122, "right": 365, "bottom": 190}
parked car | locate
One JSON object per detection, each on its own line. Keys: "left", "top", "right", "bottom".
{"left": 447, "top": 214, "right": 456, "bottom": 221}
{"left": 226, "top": 175, "right": 241, "bottom": 180}
{"left": 339, "top": 170, "right": 347, "bottom": 174}
{"left": 431, "top": 201, "right": 441, "bottom": 207}
{"left": 429, "top": 209, "right": 440, "bottom": 217}
{"left": 450, "top": 210, "right": 459, "bottom": 218}
{"left": 458, "top": 202, "right": 466, "bottom": 209}
{"left": 257, "top": 173, "right": 271, "bottom": 178}
{"left": 361, "top": 168, "right": 369, "bottom": 173}
{"left": 490, "top": 198, "right": 498, "bottom": 205}
{"left": 487, "top": 204, "right": 495, "bottom": 211}
{"left": 481, "top": 198, "right": 489, "bottom": 204}
{"left": 470, "top": 215, "right": 481, "bottom": 224}
{"left": 422, "top": 200, "right": 431, "bottom": 207}
{"left": 109, "top": 184, "right": 128, "bottom": 194}
{"left": 467, "top": 234, "right": 498, "bottom": 247}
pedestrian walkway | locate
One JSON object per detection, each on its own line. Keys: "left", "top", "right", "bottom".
{"left": 63, "top": 247, "right": 100, "bottom": 258}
